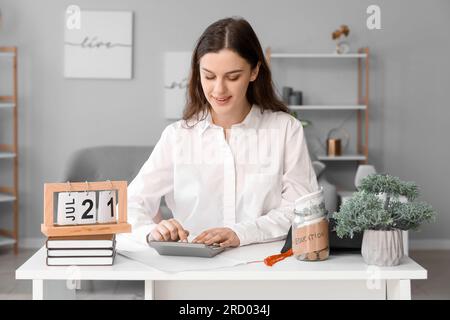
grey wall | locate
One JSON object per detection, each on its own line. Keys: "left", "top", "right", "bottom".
{"left": 0, "top": 0, "right": 448, "bottom": 247}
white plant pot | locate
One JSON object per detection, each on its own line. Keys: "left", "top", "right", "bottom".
{"left": 361, "top": 229, "right": 404, "bottom": 266}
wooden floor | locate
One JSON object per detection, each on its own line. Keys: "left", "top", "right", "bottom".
{"left": 1, "top": 247, "right": 448, "bottom": 300}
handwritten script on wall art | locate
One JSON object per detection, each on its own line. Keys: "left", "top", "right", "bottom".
{"left": 64, "top": 11, "right": 133, "bottom": 79}
{"left": 164, "top": 52, "right": 192, "bottom": 119}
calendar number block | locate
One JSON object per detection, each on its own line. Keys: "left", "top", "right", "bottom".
{"left": 97, "top": 191, "right": 117, "bottom": 223}
{"left": 78, "top": 191, "right": 97, "bottom": 224}
{"left": 57, "top": 192, "right": 78, "bottom": 225}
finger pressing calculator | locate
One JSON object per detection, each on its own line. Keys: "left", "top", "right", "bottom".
{"left": 148, "top": 241, "right": 226, "bottom": 258}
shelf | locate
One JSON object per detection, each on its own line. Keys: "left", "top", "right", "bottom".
{"left": 289, "top": 105, "right": 366, "bottom": 111}
{"left": 0, "top": 102, "right": 15, "bottom": 108}
{"left": 317, "top": 154, "right": 367, "bottom": 161}
{"left": 0, "top": 52, "right": 15, "bottom": 58}
{"left": 0, "top": 235, "right": 16, "bottom": 247}
{"left": 0, "top": 152, "right": 16, "bottom": 159}
{"left": 0, "top": 193, "right": 16, "bottom": 203}
{"left": 270, "top": 53, "right": 367, "bottom": 59}
{"left": 0, "top": 46, "right": 19, "bottom": 254}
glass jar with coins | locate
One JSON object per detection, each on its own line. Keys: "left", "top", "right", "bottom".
{"left": 292, "top": 188, "right": 329, "bottom": 261}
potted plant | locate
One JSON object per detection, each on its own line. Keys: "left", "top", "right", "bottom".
{"left": 332, "top": 174, "right": 436, "bottom": 266}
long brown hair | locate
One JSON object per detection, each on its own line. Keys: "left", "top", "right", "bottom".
{"left": 183, "top": 17, "right": 288, "bottom": 126}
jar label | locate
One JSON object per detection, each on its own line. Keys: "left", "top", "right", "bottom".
{"left": 293, "top": 219, "right": 329, "bottom": 255}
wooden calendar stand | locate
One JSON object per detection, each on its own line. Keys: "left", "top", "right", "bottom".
{"left": 41, "top": 181, "right": 131, "bottom": 237}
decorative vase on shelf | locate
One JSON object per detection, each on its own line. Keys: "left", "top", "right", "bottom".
{"left": 361, "top": 229, "right": 404, "bottom": 266}
{"left": 288, "top": 91, "right": 303, "bottom": 106}
{"left": 332, "top": 25, "right": 350, "bottom": 54}
{"left": 335, "top": 41, "right": 350, "bottom": 54}
{"left": 282, "top": 86, "right": 293, "bottom": 104}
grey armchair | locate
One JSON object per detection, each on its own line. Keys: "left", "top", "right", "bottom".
{"left": 312, "top": 161, "right": 337, "bottom": 214}
{"left": 64, "top": 146, "right": 153, "bottom": 183}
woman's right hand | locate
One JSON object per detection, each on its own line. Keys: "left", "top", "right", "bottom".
{"left": 149, "top": 218, "right": 189, "bottom": 242}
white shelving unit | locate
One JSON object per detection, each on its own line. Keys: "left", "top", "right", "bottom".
{"left": 265, "top": 47, "right": 370, "bottom": 163}
{"left": 266, "top": 47, "right": 370, "bottom": 197}
{"left": 0, "top": 46, "right": 19, "bottom": 253}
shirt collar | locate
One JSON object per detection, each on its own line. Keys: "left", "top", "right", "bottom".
{"left": 198, "top": 104, "right": 261, "bottom": 135}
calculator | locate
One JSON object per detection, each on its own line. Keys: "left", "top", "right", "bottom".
{"left": 148, "top": 241, "right": 226, "bottom": 258}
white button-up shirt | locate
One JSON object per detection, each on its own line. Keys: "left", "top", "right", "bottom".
{"left": 127, "top": 105, "right": 319, "bottom": 246}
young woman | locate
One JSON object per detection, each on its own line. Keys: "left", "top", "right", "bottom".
{"left": 127, "top": 17, "right": 318, "bottom": 248}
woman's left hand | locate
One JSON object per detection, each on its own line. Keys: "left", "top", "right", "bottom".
{"left": 192, "top": 227, "right": 240, "bottom": 248}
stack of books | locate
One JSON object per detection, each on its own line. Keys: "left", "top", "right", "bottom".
{"left": 46, "top": 234, "right": 116, "bottom": 266}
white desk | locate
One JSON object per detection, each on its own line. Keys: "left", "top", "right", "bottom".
{"left": 16, "top": 242, "right": 427, "bottom": 300}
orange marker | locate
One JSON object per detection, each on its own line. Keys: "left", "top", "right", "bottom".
{"left": 264, "top": 248, "right": 293, "bottom": 267}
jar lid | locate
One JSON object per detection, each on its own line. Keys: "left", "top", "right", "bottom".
{"left": 294, "top": 187, "right": 324, "bottom": 212}
{"left": 294, "top": 202, "right": 326, "bottom": 220}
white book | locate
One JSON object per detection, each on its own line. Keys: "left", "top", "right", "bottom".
{"left": 46, "top": 252, "right": 116, "bottom": 266}
{"left": 47, "top": 249, "right": 114, "bottom": 257}
{"left": 46, "top": 234, "right": 115, "bottom": 249}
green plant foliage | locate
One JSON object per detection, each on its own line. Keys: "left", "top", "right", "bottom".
{"left": 300, "top": 119, "right": 311, "bottom": 127}
{"left": 332, "top": 174, "right": 437, "bottom": 239}
{"left": 289, "top": 110, "right": 311, "bottom": 127}
{"left": 388, "top": 201, "right": 436, "bottom": 231}
{"left": 359, "top": 174, "right": 419, "bottom": 201}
